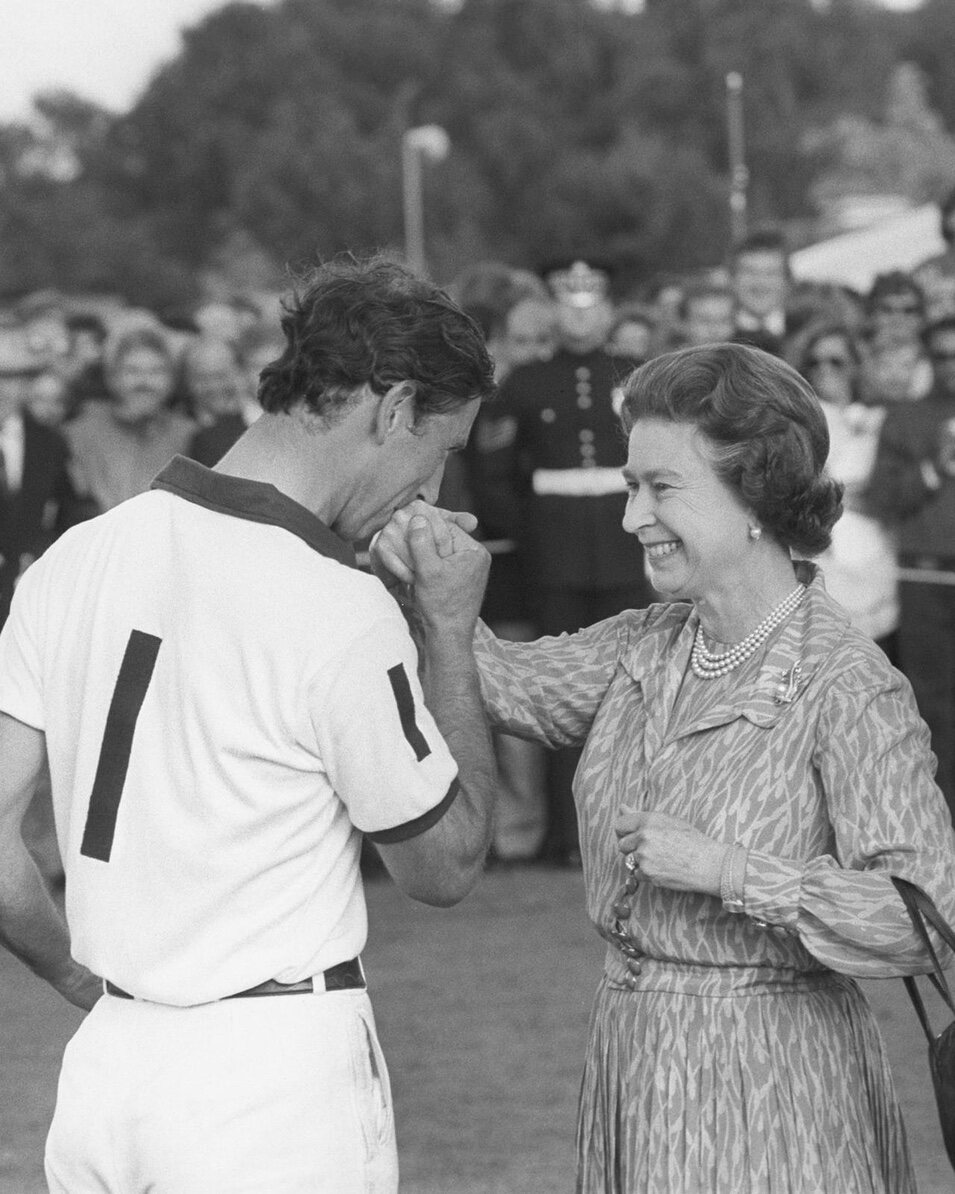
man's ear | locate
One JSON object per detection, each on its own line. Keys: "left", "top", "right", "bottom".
{"left": 374, "top": 381, "right": 418, "bottom": 444}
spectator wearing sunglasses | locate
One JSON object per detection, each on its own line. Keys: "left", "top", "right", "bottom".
{"left": 866, "top": 314, "right": 955, "bottom": 818}
{"left": 794, "top": 321, "right": 899, "bottom": 662}
{"left": 861, "top": 271, "right": 932, "bottom": 405}
{"left": 913, "top": 184, "right": 955, "bottom": 323}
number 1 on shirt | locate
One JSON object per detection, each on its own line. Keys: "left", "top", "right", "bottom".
{"left": 80, "top": 630, "right": 162, "bottom": 863}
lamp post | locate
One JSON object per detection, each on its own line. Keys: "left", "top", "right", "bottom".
{"left": 725, "top": 72, "right": 749, "bottom": 244}
{"left": 401, "top": 124, "right": 450, "bottom": 277}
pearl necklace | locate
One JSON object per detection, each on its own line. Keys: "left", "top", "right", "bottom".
{"left": 691, "top": 584, "right": 807, "bottom": 679}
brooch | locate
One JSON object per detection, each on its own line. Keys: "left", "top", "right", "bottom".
{"left": 774, "top": 663, "right": 802, "bottom": 705}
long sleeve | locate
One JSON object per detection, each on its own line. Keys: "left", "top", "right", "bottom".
{"left": 741, "top": 666, "right": 955, "bottom": 978}
{"left": 474, "top": 613, "right": 641, "bottom": 750}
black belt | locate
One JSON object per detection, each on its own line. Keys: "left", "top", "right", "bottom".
{"left": 902, "top": 555, "right": 955, "bottom": 571}
{"left": 104, "top": 956, "right": 365, "bottom": 1001}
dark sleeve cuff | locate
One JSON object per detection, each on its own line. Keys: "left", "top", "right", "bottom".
{"left": 365, "top": 778, "right": 460, "bottom": 845}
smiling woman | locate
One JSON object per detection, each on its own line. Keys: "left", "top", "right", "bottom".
{"left": 620, "top": 346, "right": 842, "bottom": 641}
{"left": 440, "top": 342, "right": 955, "bottom": 1193}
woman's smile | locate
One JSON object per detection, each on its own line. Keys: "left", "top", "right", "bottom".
{"left": 644, "top": 539, "right": 681, "bottom": 561}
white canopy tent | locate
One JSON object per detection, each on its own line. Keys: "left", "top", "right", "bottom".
{"left": 789, "top": 204, "right": 946, "bottom": 293}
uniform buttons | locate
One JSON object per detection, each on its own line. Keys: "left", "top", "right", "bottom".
{"left": 627, "top": 958, "right": 643, "bottom": 976}
{"left": 626, "top": 974, "right": 640, "bottom": 990}
{"left": 581, "top": 443, "right": 596, "bottom": 465}
{"left": 575, "top": 367, "right": 591, "bottom": 382}
{"left": 579, "top": 429, "right": 595, "bottom": 443}
{"left": 576, "top": 394, "right": 592, "bottom": 410}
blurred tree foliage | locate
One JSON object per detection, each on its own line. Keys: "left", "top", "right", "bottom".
{"left": 2, "top": 0, "right": 955, "bottom": 308}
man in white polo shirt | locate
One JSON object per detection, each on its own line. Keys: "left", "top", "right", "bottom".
{"left": 0, "top": 256, "right": 499, "bottom": 1193}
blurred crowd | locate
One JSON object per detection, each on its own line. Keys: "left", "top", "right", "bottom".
{"left": 0, "top": 293, "right": 286, "bottom": 612}
{"left": 3, "top": 189, "right": 955, "bottom": 878}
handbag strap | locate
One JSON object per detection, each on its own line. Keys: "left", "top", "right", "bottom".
{"left": 893, "top": 876, "right": 955, "bottom": 1036}
{"left": 903, "top": 974, "right": 936, "bottom": 1044}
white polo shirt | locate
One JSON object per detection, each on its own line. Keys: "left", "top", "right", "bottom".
{"left": 0, "top": 457, "right": 459, "bottom": 1005}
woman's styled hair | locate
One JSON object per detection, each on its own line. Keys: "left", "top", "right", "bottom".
{"left": 259, "top": 254, "right": 496, "bottom": 421}
{"left": 620, "top": 343, "right": 844, "bottom": 556}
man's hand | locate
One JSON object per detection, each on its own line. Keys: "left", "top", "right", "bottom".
{"left": 404, "top": 511, "right": 490, "bottom": 637}
{"left": 370, "top": 500, "right": 478, "bottom": 588}
{"left": 614, "top": 809, "right": 728, "bottom": 897}
{"left": 0, "top": 715, "right": 100, "bottom": 1011}
{"left": 55, "top": 963, "right": 102, "bottom": 1012}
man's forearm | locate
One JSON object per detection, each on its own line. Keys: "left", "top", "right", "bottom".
{"left": 421, "top": 629, "right": 498, "bottom": 871}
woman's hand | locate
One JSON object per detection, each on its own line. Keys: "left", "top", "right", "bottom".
{"left": 614, "top": 809, "right": 729, "bottom": 897}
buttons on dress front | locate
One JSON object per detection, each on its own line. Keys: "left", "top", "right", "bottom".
{"left": 575, "top": 366, "right": 593, "bottom": 410}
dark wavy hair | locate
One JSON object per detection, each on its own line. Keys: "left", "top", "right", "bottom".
{"left": 619, "top": 343, "right": 844, "bottom": 556}
{"left": 258, "top": 255, "right": 497, "bottom": 420}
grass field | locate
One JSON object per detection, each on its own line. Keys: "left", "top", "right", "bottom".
{"left": 0, "top": 866, "right": 952, "bottom": 1193}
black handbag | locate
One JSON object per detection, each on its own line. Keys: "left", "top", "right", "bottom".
{"left": 892, "top": 876, "right": 955, "bottom": 1170}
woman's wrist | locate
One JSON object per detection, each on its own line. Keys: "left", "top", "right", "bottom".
{"left": 719, "top": 842, "right": 748, "bottom": 913}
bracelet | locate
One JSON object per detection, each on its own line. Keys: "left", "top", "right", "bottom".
{"left": 720, "top": 843, "right": 748, "bottom": 914}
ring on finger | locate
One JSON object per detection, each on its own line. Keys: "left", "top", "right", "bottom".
{"left": 625, "top": 852, "right": 638, "bottom": 873}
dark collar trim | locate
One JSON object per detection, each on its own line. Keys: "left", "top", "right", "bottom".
{"left": 151, "top": 456, "right": 356, "bottom": 568}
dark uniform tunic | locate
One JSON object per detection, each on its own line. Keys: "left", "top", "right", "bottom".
{"left": 476, "top": 347, "right": 649, "bottom": 619}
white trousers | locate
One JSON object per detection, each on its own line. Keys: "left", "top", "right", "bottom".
{"left": 45, "top": 986, "right": 398, "bottom": 1193}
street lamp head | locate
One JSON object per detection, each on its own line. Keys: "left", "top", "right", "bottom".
{"left": 404, "top": 124, "right": 451, "bottom": 162}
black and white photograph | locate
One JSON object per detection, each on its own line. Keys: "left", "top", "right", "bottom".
{"left": 2, "top": 1, "right": 955, "bottom": 1191}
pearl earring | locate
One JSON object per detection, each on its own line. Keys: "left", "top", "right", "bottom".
{"left": 748, "top": 525, "right": 762, "bottom": 541}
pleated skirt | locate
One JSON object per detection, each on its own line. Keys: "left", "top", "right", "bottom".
{"left": 576, "top": 970, "right": 915, "bottom": 1194}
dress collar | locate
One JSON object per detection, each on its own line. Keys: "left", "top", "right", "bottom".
{"left": 151, "top": 455, "right": 356, "bottom": 568}
{"left": 623, "top": 561, "right": 848, "bottom": 740}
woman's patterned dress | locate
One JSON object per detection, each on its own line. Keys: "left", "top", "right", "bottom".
{"left": 474, "top": 563, "right": 955, "bottom": 1193}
